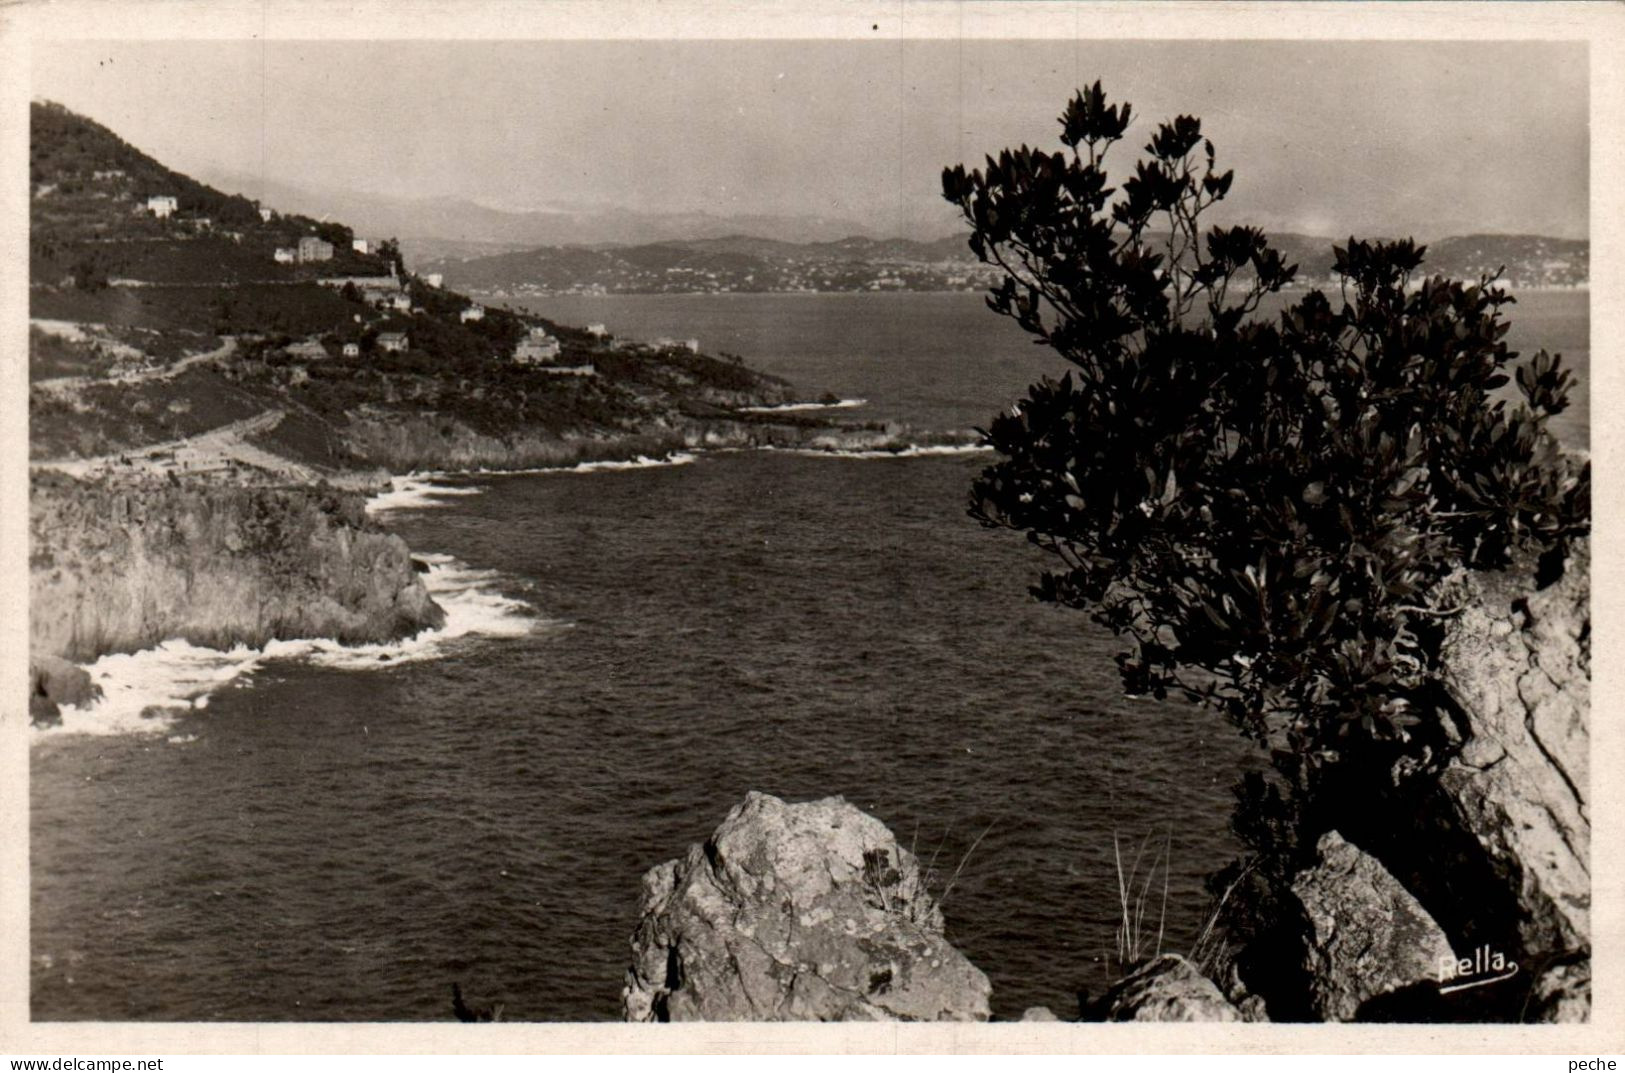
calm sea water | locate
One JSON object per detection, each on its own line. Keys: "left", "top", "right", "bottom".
{"left": 31, "top": 290, "right": 1588, "bottom": 1023}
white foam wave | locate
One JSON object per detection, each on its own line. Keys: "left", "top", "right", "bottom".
{"left": 368, "top": 456, "right": 697, "bottom": 505}
{"left": 365, "top": 475, "right": 485, "bottom": 515}
{"left": 34, "top": 554, "right": 543, "bottom": 740}
{"left": 738, "top": 398, "right": 868, "bottom": 413}
{"left": 546, "top": 452, "right": 697, "bottom": 475}
{"left": 41, "top": 641, "right": 273, "bottom": 738}
{"left": 475, "top": 452, "right": 699, "bottom": 476}
{"left": 787, "top": 443, "right": 994, "bottom": 460}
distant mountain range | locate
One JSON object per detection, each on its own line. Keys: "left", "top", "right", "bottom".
{"left": 194, "top": 168, "right": 905, "bottom": 260}
{"left": 192, "top": 168, "right": 1588, "bottom": 296}
{"left": 422, "top": 231, "right": 1590, "bottom": 298}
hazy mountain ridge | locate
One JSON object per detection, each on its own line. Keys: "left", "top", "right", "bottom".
{"left": 426, "top": 231, "right": 1590, "bottom": 297}
{"left": 194, "top": 167, "right": 901, "bottom": 254}
{"left": 188, "top": 165, "right": 1587, "bottom": 295}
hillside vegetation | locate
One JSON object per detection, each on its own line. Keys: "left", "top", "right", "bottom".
{"left": 28, "top": 101, "right": 928, "bottom": 478}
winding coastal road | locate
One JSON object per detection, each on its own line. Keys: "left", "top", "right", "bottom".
{"left": 31, "top": 330, "right": 237, "bottom": 394}
{"left": 31, "top": 408, "right": 318, "bottom": 484}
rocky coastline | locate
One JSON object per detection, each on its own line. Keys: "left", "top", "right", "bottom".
{"left": 338, "top": 411, "right": 977, "bottom": 473}
{"left": 28, "top": 470, "right": 444, "bottom": 723}
{"left": 26, "top": 403, "right": 978, "bottom": 728}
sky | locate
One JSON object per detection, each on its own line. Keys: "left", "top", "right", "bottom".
{"left": 32, "top": 38, "right": 1589, "bottom": 241}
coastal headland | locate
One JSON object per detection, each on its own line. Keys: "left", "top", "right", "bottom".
{"left": 27, "top": 101, "right": 963, "bottom": 710}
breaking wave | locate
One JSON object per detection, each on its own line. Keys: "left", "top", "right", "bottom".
{"left": 519, "top": 452, "right": 698, "bottom": 475}
{"left": 737, "top": 398, "right": 868, "bottom": 413}
{"left": 786, "top": 443, "right": 994, "bottom": 460}
{"left": 34, "top": 552, "right": 544, "bottom": 740}
{"left": 365, "top": 475, "right": 486, "bottom": 515}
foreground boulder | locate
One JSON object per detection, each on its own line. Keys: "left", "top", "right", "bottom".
{"left": 622, "top": 792, "right": 992, "bottom": 1022}
{"left": 29, "top": 654, "right": 103, "bottom": 726}
{"left": 1291, "top": 831, "right": 1454, "bottom": 1021}
{"left": 1097, "top": 955, "right": 1241, "bottom": 1022}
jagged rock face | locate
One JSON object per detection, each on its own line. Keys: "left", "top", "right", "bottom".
{"left": 622, "top": 792, "right": 992, "bottom": 1022}
{"left": 30, "top": 472, "right": 445, "bottom": 662}
{"left": 1291, "top": 831, "right": 1454, "bottom": 1021}
{"left": 1432, "top": 540, "right": 1589, "bottom": 962}
{"left": 1098, "top": 955, "right": 1242, "bottom": 1022}
{"left": 1316, "top": 542, "right": 1590, "bottom": 1020}
{"left": 1527, "top": 959, "right": 1590, "bottom": 1023}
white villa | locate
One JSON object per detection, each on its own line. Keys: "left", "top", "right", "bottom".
{"left": 514, "top": 328, "right": 562, "bottom": 364}
{"left": 586, "top": 323, "right": 608, "bottom": 338}
{"left": 146, "top": 195, "right": 178, "bottom": 218}
{"left": 259, "top": 207, "right": 274, "bottom": 222}
{"left": 352, "top": 238, "right": 371, "bottom": 254}
{"left": 342, "top": 342, "right": 361, "bottom": 358}
{"left": 274, "top": 247, "right": 298, "bottom": 264}
{"left": 297, "top": 237, "right": 335, "bottom": 263}
{"left": 376, "top": 331, "right": 409, "bottom": 353}
{"left": 425, "top": 273, "right": 444, "bottom": 288}
{"left": 460, "top": 305, "right": 486, "bottom": 323}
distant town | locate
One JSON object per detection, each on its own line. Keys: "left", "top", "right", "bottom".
{"left": 423, "top": 232, "right": 1590, "bottom": 298}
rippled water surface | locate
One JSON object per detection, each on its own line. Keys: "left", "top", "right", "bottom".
{"left": 31, "top": 290, "right": 1587, "bottom": 1022}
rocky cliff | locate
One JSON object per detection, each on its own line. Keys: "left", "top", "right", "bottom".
{"left": 30, "top": 471, "right": 444, "bottom": 668}
{"left": 1218, "top": 541, "right": 1593, "bottom": 1022}
{"left": 340, "top": 412, "right": 964, "bottom": 473}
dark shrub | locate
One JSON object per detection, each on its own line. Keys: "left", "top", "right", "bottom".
{"left": 942, "top": 83, "right": 1588, "bottom": 784}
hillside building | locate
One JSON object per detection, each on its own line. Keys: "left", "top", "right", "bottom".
{"left": 377, "top": 332, "right": 409, "bottom": 353}
{"left": 146, "top": 195, "right": 177, "bottom": 218}
{"left": 459, "top": 305, "right": 485, "bottom": 323}
{"left": 651, "top": 337, "right": 701, "bottom": 353}
{"left": 425, "top": 273, "right": 444, "bottom": 288}
{"left": 342, "top": 342, "right": 361, "bottom": 358}
{"left": 352, "top": 238, "right": 371, "bottom": 254}
{"left": 297, "top": 237, "right": 335, "bottom": 263}
{"left": 320, "top": 275, "right": 400, "bottom": 292}
{"left": 586, "top": 323, "right": 608, "bottom": 338}
{"left": 274, "top": 247, "right": 298, "bottom": 264}
{"left": 514, "top": 333, "right": 562, "bottom": 364}
{"left": 258, "top": 207, "right": 274, "bottom": 222}
{"left": 286, "top": 340, "right": 328, "bottom": 361}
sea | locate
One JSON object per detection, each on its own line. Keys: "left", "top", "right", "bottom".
{"left": 30, "top": 290, "right": 1589, "bottom": 1022}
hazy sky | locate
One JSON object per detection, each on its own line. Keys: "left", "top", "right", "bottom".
{"left": 33, "top": 38, "right": 1588, "bottom": 240}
